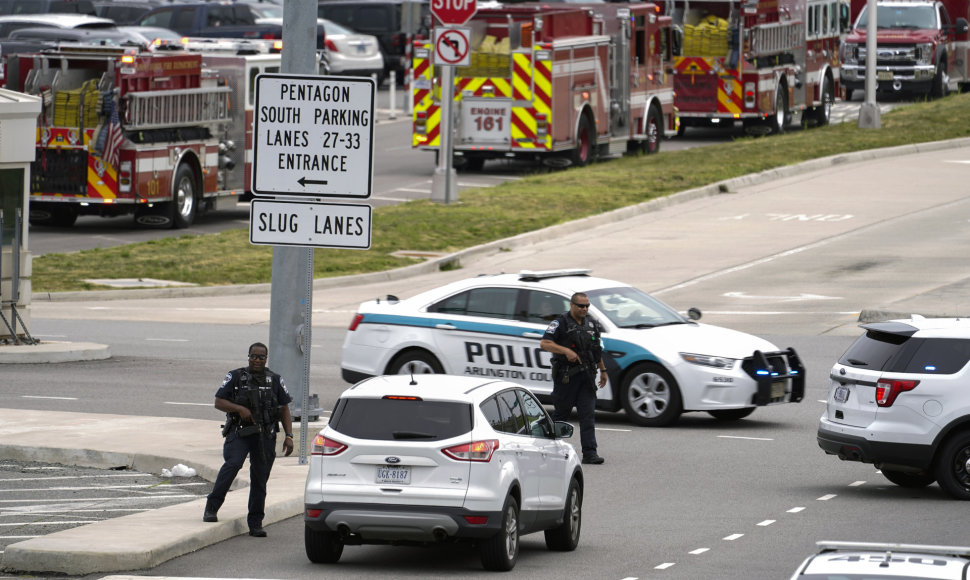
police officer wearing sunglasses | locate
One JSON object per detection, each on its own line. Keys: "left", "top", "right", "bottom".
{"left": 540, "top": 293, "right": 608, "bottom": 465}
{"left": 203, "top": 342, "right": 293, "bottom": 536}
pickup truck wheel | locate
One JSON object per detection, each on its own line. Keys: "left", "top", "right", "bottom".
{"left": 931, "top": 59, "right": 949, "bottom": 98}
{"left": 935, "top": 432, "right": 970, "bottom": 499}
{"left": 305, "top": 524, "right": 343, "bottom": 563}
{"left": 880, "top": 469, "right": 935, "bottom": 488}
{"left": 545, "top": 479, "right": 582, "bottom": 551}
{"left": 170, "top": 163, "right": 198, "bottom": 229}
{"left": 620, "top": 363, "right": 683, "bottom": 427}
{"left": 387, "top": 350, "right": 443, "bottom": 375}
{"left": 480, "top": 495, "right": 519, "bottom": 571}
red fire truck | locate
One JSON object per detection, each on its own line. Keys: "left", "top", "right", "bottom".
{"left": 842, "top": 0, "right": 970, "bottom": 98}
{"left": 412, "top": 2, "right": 678, "bottom": 169}
{"left": 4, "top": 43, "right": 284, "bottom": 228}
{"left": 669, "top": 0, "right": 848, "bottom": 134}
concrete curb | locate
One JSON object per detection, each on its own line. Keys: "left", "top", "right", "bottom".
{"left": 31, "top": 136, "right": 970, "bottom": 303}
{"left": 0, "top": 341, "right": 110, "bottom": 364}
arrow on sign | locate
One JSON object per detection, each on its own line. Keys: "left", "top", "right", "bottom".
{"left": 298, "top": 177, "right": 329, "bottom": 187}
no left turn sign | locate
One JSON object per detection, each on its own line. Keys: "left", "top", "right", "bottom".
{"left": 434, "top": 27, "right": 470, "bottom": 66}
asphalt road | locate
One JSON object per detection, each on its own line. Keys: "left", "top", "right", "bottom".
{"left": 6, "top": 142, "right": 970, "bottom": 579}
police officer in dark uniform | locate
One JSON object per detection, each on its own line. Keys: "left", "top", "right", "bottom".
{"left": 203, "top": 342, "right": 294, "bottom": 537}
{"left": 540, "top": 292, "right": 608, "bottom": 465}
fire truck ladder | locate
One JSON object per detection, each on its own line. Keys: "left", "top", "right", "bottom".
{"left": 123, "top": 87, "right": 231, "bottom": 131}
{"left": 747, "top": 21, "right": 802, "bottom": 57}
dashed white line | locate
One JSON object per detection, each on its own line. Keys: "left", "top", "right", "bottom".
{"left": 787, "top": 507, "right": 806, "bottom": 513}
{"left": 757, "top": 520, "right": 776, "bottom": 526}
{"left": 0, "top": 520, "right": 98, "bottom": 526}
{"left": 145, "top": 338, "right": 189, "bottom": 342}
{"left": 596, "top": 427, "right": 633, "bottom": 432}
{"left": 723, "top": 533, "right": 744, "bottom": 541}
{"left": 164, "top": 402, "right": 211, "bottom": 406}
{"left": 21, "top": 396, "right": 77, "bottom": 401}
{"left": 817, "top": 494, "right": 837, "bottom": 501}
{"left": 717, "top": 435, "right": 773, "bottom": 441}
{"left": 689, "top": 548, "right": 709, "bottom": 555}
{"left": 849, "top": 481, "right": 866, "bottom": 487}
{"left": 654, "top": 563, "right": 676, "bottom": 570}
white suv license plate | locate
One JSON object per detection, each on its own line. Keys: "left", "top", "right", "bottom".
{"left": 834, "top": 385, "right": 849, "bottom": 403}
{"left": 376, "top": 466, "right": 411, "bottom": 484}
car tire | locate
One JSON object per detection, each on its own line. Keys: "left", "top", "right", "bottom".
{"left": 620, "top": 363, "right": 683, "bottom": 427}
{"left": 935, "top": 432, "right": 970, "bottom": 500}
{"left": 480, "top": 495, "right": 519, "bottom": 571}
{"left": 544, "top": 479, "right": 582, "bottom": 551}
{"left": 305, "top": 524, "right": 343, "bottom": 563}
{"left": 707, "top": 408, "right": 756, "bottom": 421}
{"left": 880, "top": 468, "right": 935, "bottom": 489}
{"left": 387, "top": 350, "right": 444, "bottom": 375}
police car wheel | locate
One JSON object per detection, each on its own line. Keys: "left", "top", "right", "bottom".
{"left": 620, "top": 363, "right": 682, "bottom": 427}
{"left": 707, "top": 408, "right": 756, "bottom": 421}
{"left": 880, "top": 468, "right": 935, "bottom": 489}
{"left": 305, "top": 524, "right": 343, "bottom": 563}
{"left": 935, "top": 432, "right": 970, "bottom": 500}
{"left": 387, "top": 350, "right": 443, "bottom": 375}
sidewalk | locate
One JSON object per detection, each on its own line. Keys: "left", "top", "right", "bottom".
{"left": 0, "top": 409, "right": 318, "bottom": 576}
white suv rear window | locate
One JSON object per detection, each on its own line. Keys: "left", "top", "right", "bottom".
{"left": 840, "top": 331, "right": 970, "bottom": 374}
{"left": 329, "top": 398, "right": 473, "bottom": 441}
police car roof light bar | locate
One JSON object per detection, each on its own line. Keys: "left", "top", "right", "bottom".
{"left": 816, "top": 541, "right": 970, "bottom": 558}
{"left": 518, "top": 269, "right": 592, "bottom": 281}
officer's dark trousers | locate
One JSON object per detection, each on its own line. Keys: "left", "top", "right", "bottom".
{"left": 551, "top": 376, "right": 598, "bottom": 456}
{"left": 206, "top": 430, "right": 277, "bottom": 530}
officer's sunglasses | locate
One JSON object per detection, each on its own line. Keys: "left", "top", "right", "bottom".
{"left": 249, "top": 354, "right": 267, "bottom": 360}
{"left": 571, "top": 302, "right": 590, "bottom": 309}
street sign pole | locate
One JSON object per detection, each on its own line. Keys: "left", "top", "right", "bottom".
{"left": 431, "top": 61, "right": 457, "bottom": 204}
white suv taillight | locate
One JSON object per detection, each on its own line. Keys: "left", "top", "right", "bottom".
{"left": 875, "top": 379, "right": 919, "bottom": 407}
{"left": 347, "top": 313, "right": 363, "bottom": 331}
{"left": 442, "top": 440, "right": 498, "bottom": 462}
{"left": 311, "top": 434, "right": 348, "bottom": 455}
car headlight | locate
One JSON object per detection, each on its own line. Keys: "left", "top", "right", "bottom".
{"left": 916, "top": 43, "right": 933, "bottom": 65}
{"left": 841, "top": 43, "right": 859, "bottom": 64}
{"left": 680, "top": 353, "right": 737, "bottom": 369}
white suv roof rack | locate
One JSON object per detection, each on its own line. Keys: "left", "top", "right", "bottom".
{"left": 817, "top": 541, "right": 970, "bottom": 558}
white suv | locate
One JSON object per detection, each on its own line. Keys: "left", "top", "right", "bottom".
{"left": 817, "top": 316, "right": 970, "bottom": 499}
{"left": 303, "top": 374, "right": 584, "bottom": 571}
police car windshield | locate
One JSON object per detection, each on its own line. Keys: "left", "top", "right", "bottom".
{"left": 585, "top": 287, "right": 687, "bottom": 328}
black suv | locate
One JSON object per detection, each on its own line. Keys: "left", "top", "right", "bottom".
{"left": 317, "top": 0, "right": 428, "bottom": 84}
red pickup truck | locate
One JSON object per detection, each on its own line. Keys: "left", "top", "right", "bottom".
{"left": 841, "top": 0, "right": 970, "bottom": 98}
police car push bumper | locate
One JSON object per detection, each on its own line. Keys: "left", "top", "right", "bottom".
{"left": 742, "top": 348, "right": 805, "bottom": 406}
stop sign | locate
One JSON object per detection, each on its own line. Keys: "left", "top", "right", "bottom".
{"left": 431, "top": 0, "right": 477, "bottom": 25}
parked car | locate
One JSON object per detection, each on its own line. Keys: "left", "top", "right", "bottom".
{"left": 303, "top": 374, "right": 583, "bottom": 571}
{"left": 317, "top": 0, "right": 429, "bottom": 84}
{"left": 8, "top": 25, "right": 149, "bottom": 48}
{"left": 117, "top": 25, "right": 184, "bottom": 49}
{"left": 0, "top": 0, "right": 96, "bottom": 16}
{"left": 0, "top": 13, "right": 115, "bottom": 38}
{"left": 255, "top": 14, "right": 383, "bottom": 78}
{"left": 340, "top": 268, "right": 805, "bottom": 427}
{"left": 791, "top": 541, "right": 970, "bottom": 579}
{"left": 817, "top": 315, "right": 970, "bottom": 499}
{"left": 93, "top": 0, "right": 170, "bottom": 25}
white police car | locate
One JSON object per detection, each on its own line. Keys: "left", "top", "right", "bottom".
{"left": 791, "top": 541, "right": 970, "bottom": 579}
{"left": 341, "top": 269, "right": 804, "bottom": 426}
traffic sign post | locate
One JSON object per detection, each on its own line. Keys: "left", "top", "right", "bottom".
{"left": 252, "top": 74, "right": 375, "bottom": 198}
{"left": 430, "top": 0, "right": 477, "bottom": 25}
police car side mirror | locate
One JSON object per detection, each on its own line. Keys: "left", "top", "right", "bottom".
{"left": 554, "top": 421, "right": 574, "bottom": 438}
{"left": 687, "top": 307, "right": 702, "bottom": 321}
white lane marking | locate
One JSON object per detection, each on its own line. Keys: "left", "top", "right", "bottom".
{"left": 817, "top": 399, "right": 827, "bottom": 403}
{"left": 689, "top": 548, "right": 710, "bottom": 555}
{"left": 0, "top": 495, "right": 203, "bottom": 504}
{"left": 145, "top": 338, "right": 189, "bottom": 342}
{"left": 21, "top": 396, "right": 78, "bottom": 401}
{"left": 0, "top": 520, "right": 98, "bottom": 526}
{"left": 817, "top": 494, "right": 837, "bottom": 501}
{"left": 655, "top": 563, "right": 676, "bottom": 570}
{"left": 692, "top": 310, "right": 859, "bottom": 315}
{"left": 32, "top": 334, "right": 67, "bottom": 338}
{"left": 164, "top": 402, "right": 211, "bottom": 406}
{"left": 849, "top": 481, "right": 866, "bottom": 487}
{"left": 717, "top": 435, "right": 773, "bottom": 441}
{"left": 0, "top": 535, "right": 38, "bottom": 539}
{"left": 0, "top": 474, "right": 143, "bottom": 482}
{"left": 723, "top": 533, "right": 744, "bottom": 541}
{"left": 788, "top": 507, "right": 806, "bottom": 513}
{"left": 0, "top": 483, "right": 207, "bottom": 493}
{"left": 723, "top": 292, "right": 842, "bottom": 302}
{"left": 1, "top": 508, "right": 150, "bottom": 514}
{"left": 757, "top": 520, "right": 775, "bottom": 526}
{"left": 596, "top": 427, "right": 633, "bottom": 432}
